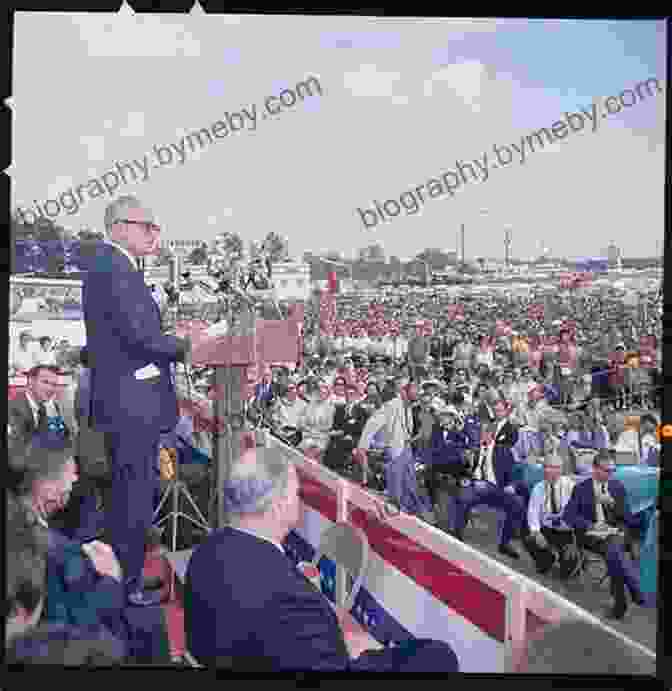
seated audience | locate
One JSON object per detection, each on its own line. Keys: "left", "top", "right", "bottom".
{"left": 523, "top": 455, "right": 578, "bottom": 578}
{"left": 8, "top": 431, "right": 169, "bottom": 663}
{"left": 427, "top": 407, "right": 471, "bottom": 510}
{"left": 296, "top": 378, "right": 335, "bottom": 461}
{"left": 7, "top": 492, "right": 48, "bottom": 645}
{"left": 323, "top": 381, "right": 367, "bottom": 473}
{"left": 564, "top": 449, "right": 646, "bottom": 620}
{"left": 184, "top": 444, "right": 459, "bottom": 671}
{"left": 451, "top": 399, "right": 525, "bottom": 560}
{"left": 6, "top": 622, "right": 126, "bottom": 666}
{"left": 269, "top": 378, "right": 306, "bottom": 446}
{"left": 638, "top": 414, "right": 660, "bottom": 467}
{"left": 514, "top": 618, "right": 656, "bottom": 675}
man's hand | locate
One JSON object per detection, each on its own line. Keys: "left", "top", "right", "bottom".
{"left": 533, "top": 532, "right": 548, "bottom": 549}
{"left": 81, "top": 541, "right": 122, "bottom": 582}
{"left": 352, "top": 448, "right": 367, "bottom": 466}
{"left": 344, "top": 629, "right": 385, "bottom": 660}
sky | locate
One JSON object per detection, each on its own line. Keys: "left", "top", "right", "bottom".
{"left": 10, "top": 9, "right": 667, "bottom": 261}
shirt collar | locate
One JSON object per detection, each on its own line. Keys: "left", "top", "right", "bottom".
{"left": 105, "top": 240, "right": 139, "bottom": 270}
{"left": 25, "top": 391, "right": 54, "bottom": 414}
{"left": 230, "top": 526, "right": 285, "bottom": 555}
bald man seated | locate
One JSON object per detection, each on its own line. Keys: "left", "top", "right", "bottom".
{"left": 184, "top": 445, "right": 459, "bottom": 672}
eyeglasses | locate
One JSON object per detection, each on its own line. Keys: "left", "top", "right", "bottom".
{"left": 114, "top": 219, "right": 161, "bottom": 234}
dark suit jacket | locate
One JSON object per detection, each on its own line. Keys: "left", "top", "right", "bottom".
{"left": 429, "top": 427, "right": 469, "bottom": 472}
{"left": 324, "top": 403, "right": 368, "bottom": 466}
{"left": 564, "top": 477, "right": 639, "bottom": 535}
{"left": 8, "top": 393, "right": 70, "bottom": 443}
{"left": 81, "top": 244, "right": 189, "bottom": 434}
{"left": 491, "top": 420, "right": 519, "bottom": 489}
{"left": 185, "top": 527, "right": 459, "bottom": 672}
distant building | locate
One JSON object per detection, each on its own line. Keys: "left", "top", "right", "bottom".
{"left": 603, "top": 242, "right": 622, "bottom": 269}
{"left": 270, "top": 261, "right": 311, "bottom": 301}
{"left": 161, "top": 238, "right": 206, "bottom": 257}
{"left": 359, "top": 243, "right": 386, "bottom": 262}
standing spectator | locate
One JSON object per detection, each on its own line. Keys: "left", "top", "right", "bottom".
{"left": 407, "top": 322, "right": 430, "bottom": 382}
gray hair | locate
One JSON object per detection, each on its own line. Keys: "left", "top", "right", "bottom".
{"left": 523, "top": 619, "right": 656, "bottom": 675}
{"left": 223, "top": 446, "right": 291, "bottom": 518}
{"left": 103, "top": 195, "right": 145, "bottom": 237}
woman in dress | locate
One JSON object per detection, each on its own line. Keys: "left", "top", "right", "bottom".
{"left": 297, "top": 378, "right": 335, "bottom": 462}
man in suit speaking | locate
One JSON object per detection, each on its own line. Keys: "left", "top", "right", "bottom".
{"left": 81, "top": 196, "right": 216, "bottom": 607}
{"left": 185, "top": 444, "right": 459, "bottom": 671}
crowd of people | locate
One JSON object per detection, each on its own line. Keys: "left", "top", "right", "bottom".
{"left": 6, "top": 194, "right": 661, "bottom": 669}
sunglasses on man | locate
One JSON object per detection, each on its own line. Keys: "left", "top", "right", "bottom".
{"left": 113, "top": 219, "right": 161, "bottom": 233}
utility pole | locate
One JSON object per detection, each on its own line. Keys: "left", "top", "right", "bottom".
{"left": 460, "top": 224, "right": 465, "bottom": 266}
{"left": 504, "top": 228, "right": 512, "bottom": 268}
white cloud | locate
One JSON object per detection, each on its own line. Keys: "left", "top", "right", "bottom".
{"left": 71, "top": 7, "right": 202, "bottom": 58}
{"left": 343, "top": 64, "right": 404, "bottom": 99}
{"left": 119, "top": 111, "right": 146, "bottom": 138}
{"left": 423, "top": 60, "right": 488, "bottom": 113}
{"left": 79, "top": 135, "right": 106, "bottom": 162}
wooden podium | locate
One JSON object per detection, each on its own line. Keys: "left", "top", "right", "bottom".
{"left": 191, "top": 304, "right": 302, "bottom": 529}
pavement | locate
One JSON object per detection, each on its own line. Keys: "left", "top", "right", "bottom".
{"left": 432, "top": 485, "right": 657, "bottom": 653}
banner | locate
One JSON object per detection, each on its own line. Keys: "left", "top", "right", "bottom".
{"left": 327, "top": 270, "right": 338, "bottom": 294}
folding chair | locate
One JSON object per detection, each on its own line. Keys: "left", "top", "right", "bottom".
{"left": 312, "top": 521, "right": 370, "bottom": 612}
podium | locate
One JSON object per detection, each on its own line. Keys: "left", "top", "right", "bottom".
{"left": 187, "top": 304, "right": 302, "bottom": 529}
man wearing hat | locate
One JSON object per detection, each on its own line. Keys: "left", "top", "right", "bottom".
{"left": 523, "top": 455, "right": 578, "bottom": 577}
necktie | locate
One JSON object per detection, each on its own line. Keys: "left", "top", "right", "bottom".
{"left": 601, "top": 483, "right": 613, "bottom": 523}
{"left": 37, "top": 402, "right": 48, "bottom": 430}
{"left": 550, "top": 481, "right": 560, "bottom": 515}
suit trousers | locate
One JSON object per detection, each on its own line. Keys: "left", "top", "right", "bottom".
{"left": 578, "top": 532, "right": 643, "bottom": 603}
{"left": 454, "top": 483, "right": 525, "bottom": 546}
{"left": 103, "top": 428, "right": 160, "bottom": 592}
{"left": 523, "top": 526, "right": 575, "bottom": 573}
{"left": 384, "top": 447, "right": 431, "bottom": 516}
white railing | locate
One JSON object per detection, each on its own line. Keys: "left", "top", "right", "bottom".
{"left": 269, "top": 436, "right": 656, "bottom": 671}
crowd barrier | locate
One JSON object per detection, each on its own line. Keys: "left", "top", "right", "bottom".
{"left": 268, "top": 435, "right": 656, "bottom": 672}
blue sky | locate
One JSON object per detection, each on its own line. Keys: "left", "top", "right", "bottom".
{"left": 11, "top": 12, "right": 666, "bottom": 260}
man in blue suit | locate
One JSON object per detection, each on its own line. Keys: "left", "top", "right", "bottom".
{"left": 563, "top": 449, "right": 646, "bottom": 620}
{"left": 451, "top": 399, "right": 525, "bottom": 559}
{"left": 426, "top": 407, "right": 471, "bottom": 511}
{"left": 81, "top": 196, "right": 197, "bottom": 607}
{"left": 185, "top": 444, "right": 459, "bottom": 672}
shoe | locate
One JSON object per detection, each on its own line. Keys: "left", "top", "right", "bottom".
{"left": 450, "top": 529, "right": 465, "bottom": 543}
{"left": 142, "top": 575, "right": 165, "bottom": 591}
{"left": 498, "top": 544, "right": 520, "bottom": 560}
{"left": 127, "top": 588, "right": 164, "bottom": 607}
{"left": 606, "top": 600, "right": 628, "bottom": 620}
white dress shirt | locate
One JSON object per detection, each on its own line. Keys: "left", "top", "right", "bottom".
{"left": 592, "top": 479, "right": 612, "bottom": 525}
{"left": 271, "top": 397, "right": 307, "bottom": 429}
{"left": 614, "top": 429, "right": 641, "bottom": 464}
{"left": 358, "top": 396, "right": 409, "bottom": 457}
{"left": 479, "top": 417, "right": 506, "bottom": 485}
{"left": 105, "top": 240, "right": 139, "bottom": 270}
{"left": 527, "top": 475, "right": 575, "bottom": 533}
{"left": 25, "top": 391, "right": 58, "bottom": 425}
